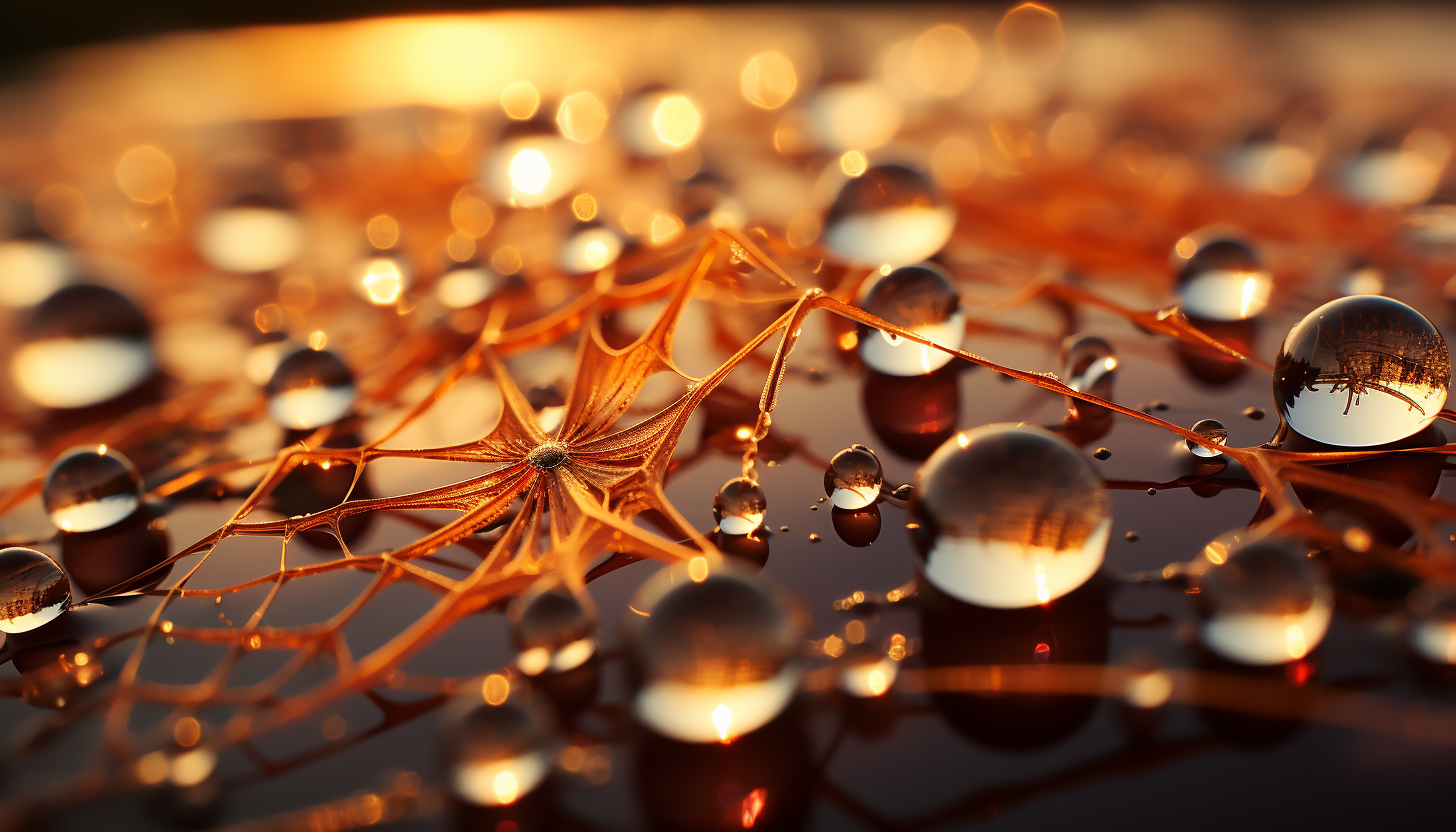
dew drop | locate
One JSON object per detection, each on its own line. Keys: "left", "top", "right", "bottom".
{"left": 824, "top": 444, "right": 884, "bottom": 509}
{"left": 441, "top": 676, "right": 559, "bottom": 805}
{"left": 1408, "top": 582, "right": 1456, "bottom": 665}
{"left": 265, "top": 347, "right": 357, "bottom": 430}
{"left": 623, "top": 560, "right": 799, "bottom": 742}
{"left": 1186, "top": 419, "right": 1228, "bottom": 459}
{"left": 713, "top": 477, "right": 767, "bottom": 536}
{"left": 1060, "top": 334, "right": 1116, "bottom": 419}
{"left": 558, "top": 222, "right": 623, "bottom": 274}
{"left": 824, "top": 164, "right": 955, "bottom": 268}
{"left": 908, "top": 425, "right": 1111, "bottom": 608}
{"left": 508, "top": 578, "right": 598, "bottom": 676}
{"left": 0, "top": 233, "right": 72, "bottom": 308}
{"left": 837, "top": 640, "right": 898, "bottom": 698}
{"left": 196, "top": 196, "right": 305, "bottom": 274}
{"left": 43, "top": 445, "right": 143, "bottom": 533}
{"left": 856, "top": 263, "right": 964, "bottom": 376}
{"left": 1274, "top": 295, "right": 1449, "bottom": 447}
{"left": 1175, "top": 236, "right": 1273, "bottom": 322}
{"left": 11, "top": 284, "right": 154, "bottom": 409}
{"left": 0, "top": 547, "right": 71, "bottom": 633}
{"left": 1093, "top": 447, "right": 1111, "bottom": 460}
{"left": 1190, "top": 533, "right": 1331, "bottom": 666}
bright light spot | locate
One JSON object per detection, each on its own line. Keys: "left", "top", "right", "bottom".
{"left": 557, "top": 91, "right": 608, "bottom": 142}
{"left": 1036, "top": 586, "right": 1050, "bottom": 604}
{"left": 1343, "top": 526, "right": 1372, "bottom": 552}
{"left": 583, "top": 240, "right": 609, "bottom": 269}
{"left": 482, "top": 673, "right": 510, "bottom": 705}
{"left": 1125, "top": 670, "right": 1173, "bottom": 708}
{"left": 500, "top": 81, "right": 540, "bottom": 120}
{"left": 742, "top": 52, "right": 798, "bottom": 110}
{"left": 161, "top": 620, "right": 174, "bottom": 634}
{"left": 362, "top": 259, "right": 404, "bottom": 305}
{"left": 1204, "top": 541, "right": 1228, "bottom": 565}
{"left": 649, "top": 211, "right": 684, "bottom": 245}
{"left": 115, "top": 145, "right": 176, "bottom": 204}
{"left": 840, "top": 150, "right": 868, "bottom": 177}
{"left": 652, "top": 96, "right": 702, "bottom": 148}
{"left": 878, "top": 264, "right": 892, "bottom": 276}
{"left": 823, "top": 635, "right": 846, "bottom": 657}
{"left": 1174, "top": 237, "right": 1198, "bottom": 259}
{"left": 1286, "top": 625, "right": 1308, "bottom": 659}
{"left": 1103, "top": 357, "right": 1118, "bottom": 371}
{"left": 867, "top": 669, "right": 888, "bottom": 696}
{"left": 741, "top": 787, "right": 767, "bottom": 828}
{"left": 366, "top": 214, "right": 399, "bottom": 249}
{"left": 712, "top": 704, "right": 733, "bottom": 742}
{"left": 493, "top": 771, "right": 519, "bottom": 804}
{"left": 956, "top": 433, "right": 970, "bottom": 448}
{"left": 97, "top": 444, "right": 107, "bottom": 456}
{"left": 734, "top": 426, "right": 753, "bottom": 441}
{"left": 308, "top": 330, "right": 327, "bottom": 351}
{"left": 688, "top": 556, "right": 709, "bottom": 583}
{"left": 509, "top": 149, "right": 552, "bottom": 196}
{"left": 1239, "top": 276, "right": 1258, "bottom": 319}
{"left": 838, "top": 331, "right": 858, "bottom": 351}
{"left": 1035, "top": 573, "right": 1047, "bottom": 586}
{"left": 518, "top": 646, "right": 550, "bottom": 676}
{"left": 919, "top": 344, "right": 933, "bottom": 374}
{"left": 572, "top": 193, "right": 598, "bottom": 221}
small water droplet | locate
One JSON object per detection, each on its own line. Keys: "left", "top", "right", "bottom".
{"left": 265, "top": 347, "right": 356, "bottom": 430}
{"left": 1186, "top": 419, "right": 1228, "bottom": 459}
{"left": 713, "top": 477, "right": 767, "bottom": 536}
{"left": 508, "top": 578, "right": 597, "bottom": 676}
{"left": 441, "top": 676, "right": 558, "bottom": 804}
{"left": 824, "top": 164, "right": 954, "bottom": 268}
{"left": 856, "top": 263, "right": 963, "bottom": 376}
{"left": 0, "top": 547, "right": 71, "bottom": 633}
{"left": 43, "top": 445, "right": 143, "bottom": 533}
{"left": 1190, "top": 533, "right": 1331, "bottom": 665}
{"left": 1175, "top": 234, "right": 1272, "bottom": 321}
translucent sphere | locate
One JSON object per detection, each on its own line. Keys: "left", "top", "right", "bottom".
{"left": 434, "top": 266, "right": 498, "bottom": 309}
{"left": 43, "top": 445, "right": 144, "bottom": 533}
{"left": 558, "top": 223, "right": 623, "bottom": 274}
{"left": 0, "top": 235, "right": 71, "bottom": 308}
{"left": 11, "top": 284, "right": 154, "bottom": 409}
{"left": 838, "top": 641, "right": 898, "bottom": 698}
{"left": 1343, "top": 135, "right": 1443, "bottom": 206}
{"left": 713, "top": 477, "right": 767, "bottom": 536}
{"left": 196, "top": 198, "right": 306, "bottom": 274}
{"left": 483, "top": 120, "right": 585, "bottom": 207}
{"left": 1274, "top": 295, "right": 1449, "bottom": 447}
{"left": 0, "top": 547, "right": 71, "bottom": 633}
{"left": 1191, "top": 533, "right": 1332, "bottom": 665}
{"left": 508, "top": 578, "right": 598, "bottom": 676}
{"left": 856, "top": 264, "right": 964, "bottom": 376}
{"left": 824, "top": 165, "right": 956, "bottom": 268}
{"left": 1408, "top": 582, "right": 1456, "bottom": 665}
{"left": 624, "top": 559, "right": 800, "bottom": 743}
{"left": 1176, "top": 237, "right": 1272, "bottom": 321}
{"left": 1186, "top": 419, "right": 1228, "bottom": 459}
{"left": 824, "top": 444, "right": 883, "bottom": 509}
{"left": 440, "top": 676, "right": 559, "bottom": 806}
{"left": 908, "top": 424, "right": 1112, "bottom": 609}
{"left": 1060, "top": 334, "right": 1116, "bottom": 419}
{"left": 265, "top": 347, "right": 357, "bottom": 430}
{"left": 618, "top": 89, "right": 703, "bottom": 157}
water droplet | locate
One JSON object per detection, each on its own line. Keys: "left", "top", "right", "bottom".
{"left": 909, "top": 425, "right": 1111, "bottom": 608}
{"left": 1093, "top": 447, "right": 1111, "bottom": 460}
{"left": 824, "top": 164, "right": 955, "bottom": 268}
{"left": 11, "top": 284, "right": 154, "bottom": 409}
{"left": 60, "top": 509, "right": 170, "bottom": 596}
{"left": 1060, "top": 334, "right": 1116, "bottom": 418}
{"left": 10, "top": 639, "right": 100, "bottom": 709}
{"left": 624, "top": 559, "right": 799, "bottom": 742}
{"left": 1190, "top": 533, "right": 1332, "bottom": 665}
{"left": 838, "top": 641, "right": 897, "bottom": 698}
{"left": 1174, "top": 236, "right": 1272, "bottom": 321}
{"left": 434, "top": 265, "right": 497, "bottom": 310}
{"left": 831, "top": 505, "right": 881, "bottom": 548}
{"left": 196, "top": 196, "right": 305, "bottom": 274}
{"left": 509, "top": 579, "right": 598, "bottom": 676}
{"left": 0, "top": 547, "right": 71, "bottom": 633}
{"left": 856, "top": 264, "right": 964, "bottom": 376}
{"left": 1274, "top": 295, "right": 1449, "bottom": 446}
{"left": 483, "top": 118, "right": 585, "bottom": 207}
{"left": 43, "top": 445, "right": 143, "bottom": 533}
{"left": 1186, "top": 419, "right": 1228, "bottom": 459}
{"left": 265, "top": 347, "right": 356, "bottom": 430}
{"left": 0, "top": 233, "right": 72, "bottom": 308}
{"left": 441, "top": 677, "right": 559, "bottom": 805}
{"left": 824, "top": 444, "right": 883, "bottom": 509}
{"left": 713, "top": 477, "right": 766, "bottom": 536}
{"left": 1408, "top": 582, "right": 1456, "bottom": 665}
{"left": 558, "top": 223, "right": 623, "bottom": 274}
{"left": 1242, "top": 405, "right": 1265, "bottom": 420}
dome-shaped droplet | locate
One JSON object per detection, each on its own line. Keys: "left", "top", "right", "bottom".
{"left": 1176, "top": 237, "right": 1272, "bottom": 321}
{"left": 837, "top": 640, "right": 897, "bottom": 698}
{"left": 196, "top": 196, "right": 306, "bottom": 274}
{"left": 824, "top": 444, "right": 883, "bottom": 509}
{"left": 1060, "top": 334, "right": 1117, "bottom": 419}
{"left": 1274, "top": 295, "right": 1449, "bottom": 447}
{"left": 1343, "top": 132, "right": 1444, "bottom": 206}
{"left": 558, "top": 223, "right": 623, "bottom": 274}
{"left": 1186, "top": 419, "right": 1228, "bottom": 459}
{"left": 441, "top": 676, "right": 559, "bottom": 805}
{"left": 830, "top": 505, "right": 881, "bottom": 548}
{"left": 624, "top": 558, "right": 800, "bottom": 743}
{"left": 908, "top": 424, "right": 1112, "bottom": 609}
{"left": 856, "top": 264, "right": 964, "bottom": 376}
{"left": 434, "top": 265, "right": 498, "bottom": 309}
{"left": 0, "top": 233, "right": 71, "bottom": 308}
{"left": 508, "top": 578, "right": 598, "bottom": 676}
{"left": 714, "top": 477, "right": 767, "bottom": 536}
{"left": 824, "top": 165, "right": 955, "bottom": 268}
{"left": 265, "top": 348, "right": 357, "bottom": 430}
{"left": 1191, "top": 532, "right": 1332, "bottom": 665}
{"left": 1408, "top": 582, "right": 1456, "bottom": 665}
{"left": 0, "top": 547, "right": 71, "bottom": 633}
{"left": 618, "top": 89, "right": 703, "bottom": 157}
{"left": 43, "top": 445, "right": 144, "bottom": 533}
{"left": 483, "top": 119, "right": 585, "bottom": 207}
{"left": 11, "top": 284, "right": 154, "bottom": 409}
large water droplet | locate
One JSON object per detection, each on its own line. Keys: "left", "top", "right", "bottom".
{"left": 624, "top": 559, "right": 800, "bottom": 742}
{"left": 0, "top": 547, "right": 71, "bottom": 633}
{"left": 1186, "top": 419, "right": 1228, "bottom": 459}
{"left": 441, "top": 677, "right": 559, "bottom": 806}
{"left": 11, "top": 284, "right": 154, "bottom": 409}
{"left": 824, "top": 164, "right": 955, "bottom": 268}
{"left": 1274, "top": 295, "right": 1449, "bottom": 447}
{"left": 856, "top": 263, "right": 964, "bottom": 376}
{"left": 713, "top": 477, "right": 767, "bottom": 536}
{"left": 1176, "top": 236, "right": 1272, "bottom": 321}
{"left": 824, "top": 444, "right": 883, "bottom": 509}
{"left": 509, "top": 578, "right": 598, "bottom": 676}
{"left": 837, "top": 640, "right": 898, "bottom": 698}
{"left": 196, "top": 195, "right": 306, "bottom": 274}
{"left": 908, "top": 424, "right": 1111, "bottom": 609}
{"left": 1409, "top": 582, "right": 1456, "bottom": 665}
{"left": 265, "top": 347, "right": 357, "bottom": 430}
{"left": 1191, "top": 532, "right": 1331, "bottom": 666}
{"left": 43, "top": 445, "right": 143, "bottom": 533}
{"left": 558, "top": 223, "right": 623, "bottom": 274}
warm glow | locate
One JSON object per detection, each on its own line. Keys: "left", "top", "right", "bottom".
{"left": 956, "top": 432, "right": 970, "bottom": 448}
{"left": 557, "top": 91, "right": 609, "bottom": 142}
{"left": 1238, "top": 275, "right": 1258, "bottom": 319}
{"left": 482, "top": 673, "right": 510, "bottom": 705}
{"left": 741, "top": 788, "right": 767, "bottom": 828}
{"left": 712, "top": 703, "right": 733, "bottom": 742}
{"left": 116, "top": 145, "right": 176, "bottom": 204}
{"left": 838, "top": 331, "right": 858, "bottom": 351}
{"left": 500, "top": 81, "right": 540, "bottom": 120}
{"left": 997, "top": 3, "right": 1066, "bottom": 73}
{"left": 1286, "top": 625, "right": 1308, "bottom": 659}
{"left": 1204, "top": 540, "right": 1228, "bottom": 564}
{"left": 840, "top": 150, "right": 868, "bottom": 177}
{"left": 845, "top": 619, "right": 865, "bottom": 644}
{"left": 491, "top": 246, "right": 522, "bottom": 275}
{"left": 493, "top": 771, "right": 519, "bottom": 804}
{"left": 652, "top": 96, "right": 702, "bottom": 147}
{"left": 583, "top": 240, "right": 609, "bottom": 269}
{"left": 308, "top": 330, "right": 327, "bottom": 350}
{"left": 688, "top": 556, "right": 709, "bottom": 582}
{"left": 173, "top": 717, "right": 202, "bottom": 747}
{"left": 919, "top": 344, "right": 933, "bottom": 374}
{"left": 741, "top": 52, "right": 798, "bottom": 110}
{"left": 572, "top": 193, "right": 598, "bottom": 221}
{"left": 1125, "top": 670, "right": 1173, "bottom": 708}
{"left": 734, "top": 426, "right": 753, "bottom": 441}
{"left": 1174, "top": 236, "right": 1198, "bottom": 259}
{"left": 907, "top": 24, "right": 980, "bottom": 97}
{"left": 362, "top": 258, "right": 404, "bottom": 304}
{"left": 867, "top": 669, "right": 888, "bottom": 696}
{"left": 1036, "top": 586, "right": 1050, "bottom": 604}
{"left": 649, "top": 211, "right": 684, "bottom": 245}
{"left": 508, "top": 148, "right": 552, "bottom": 196}
{"left": 161, "top": 620, "right": 174, "bottom": 634}
{"left": 366, "top": 214, "right": 400, "bottom": 249}
{"left": 451, "top": 188, "right": 495, "bottom": 237}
